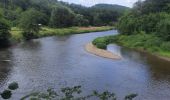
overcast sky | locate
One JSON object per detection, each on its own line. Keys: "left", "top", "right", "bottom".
{"left": 58, "top": 0, "right": 138, "bottom": 7}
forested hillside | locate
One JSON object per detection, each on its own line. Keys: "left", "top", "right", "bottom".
{"left": 116, "top": 0, "right": 170, "bottom": 57}
{"left": 0, "top": 0, "right": 128, "bottom": 27}
{"left": 0, "top": 0, "right": 128, "bottom": 47}
{"left": 92, "top": 0, "right": 170, "bottom": 58}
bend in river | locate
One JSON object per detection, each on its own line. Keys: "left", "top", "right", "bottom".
{"left": 0, "top": 30, "right": 170, "bottom": 100}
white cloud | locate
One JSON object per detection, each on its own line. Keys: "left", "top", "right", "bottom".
{"left": 58, "top": 0, "right": 138, "bottom": 7}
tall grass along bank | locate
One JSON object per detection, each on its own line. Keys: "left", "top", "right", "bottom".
{"left": 92, "top": 33, "right": 170, "bottom": 59}
{"left": 10, "top": 26, "right": 114, "bottom": 42}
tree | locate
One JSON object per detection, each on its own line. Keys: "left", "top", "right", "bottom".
{"left": 156, "top": 17, "right": 170, "bottom": 41}
{"left": 132, "top": 0, "right": 170, "bottom": 15}
{"left": 19, "top": 8, "right": 48, "bottom": 40}
{"left": 73, "top": 14, "right": 89, "bottom": 26}
{"left": 49, "top": 5, "right": 75, "bottom": 28}
{"left": 0, "top": 17, "right": 11, "bottom": 47}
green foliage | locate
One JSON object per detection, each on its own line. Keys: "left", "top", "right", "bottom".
{"left": 0, "top": 17, "right": 11, "bottom": 47}
{"left": 113, "top": 0, "right": 170, "bottom": 59}
{"left": 117, "top": 12, "right": 170, "bottom": 35}
{"left": 92, "top": 32, "right": 170, "bottom": 57}
{"left": 73, "top": 14, "right": 89, "bottom": 26}
{"left": 93, "top": 90, "right": 116, "bottom": 100}
{"left": 117, "top": 0, "right": 170, "bottom": 54}
{"left": 125, "top": 94, "right": 138, "bottom": 100}
{"left": 21, "top": 89, "right": 58, "bottom": 100}
{"left": 113, "top": 33, "right": 162, "bottom": 52}
{"left": 0, "top": 0, "right": 127, "bottom": 42}
{"left": 10, "top": 26, "right": 113, "bottom": 42}
{"left": 1, "top": 83, "right": 137, "bottom": 100}
{"left": 93, "top": 10, "right": 120, "bottom": 26}
{"left": 92, "top": 36, "right": 115, "bottom": 49}
{"left": 117, "top": 13, "right": 137, "bottom": 35}
{"left": 61, "top": 3, "right": 129, "bottom": 26}
{"left": 1, "top": 82, "right": 19, "bottom": 99}
{"left": 156, "top": 16, "right": 170, "bottom": 41}
{"left": 133, "top": 0, "right": 170, "bottom": 14}
{"left": 1, "top": 90, "right": 12, "bottom": 99}
{"left": 0, "top": 0, "right": 127, "bottom": 28}
{"left": 19, "top": 8, "right": 47, "bottom": 40}
{"left": 160, "top": 42, "right": 170, "bottom": 51}
{"left": 49, "top": 6, "right": 75, "bottom": 28}
{"left": 96, "top": 43, "right": 107, "bottom": 49}
{"left": 61, "top": 86, "right": 82, "bottom": 100}
{"left": 8, "top": 82, "right": 19, "bottom": 90}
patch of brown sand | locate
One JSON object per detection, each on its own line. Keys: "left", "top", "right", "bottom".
{"left": 85, "top": 43, "right": 121, "bottom": 60}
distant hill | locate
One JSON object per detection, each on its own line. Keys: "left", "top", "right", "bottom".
{"left": 0, "top": 0, "right": 129, "bottom": 27}
{"left": 91, "top": 4, "right": 130, "bottom": 12}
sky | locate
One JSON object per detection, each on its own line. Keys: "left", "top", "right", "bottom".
{"left": 58, "top": 0, "right": 138, "bottom": 7}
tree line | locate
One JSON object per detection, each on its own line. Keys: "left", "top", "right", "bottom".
{"left": 117, "top": 0, "right": 170, "bottom": 41}
{"left": 0, "top": 0, "right": 128, "bottom": 47}
{"left": 117, "top": 0, "right": 170, "bottom": 53}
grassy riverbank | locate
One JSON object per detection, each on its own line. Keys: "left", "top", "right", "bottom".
{"left": 92, "top": 34, "right": 170, "bottom": 58}
{"left": 10, "top": 26, "right": 114, "bottom": 42}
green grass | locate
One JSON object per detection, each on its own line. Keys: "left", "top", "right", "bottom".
{"left": 10, "top": 26, "right": 114, "bottom": 42}
{"left": 10, "top": 27, "right": 23, "bottom": 42}
{"left": 92, "top": 33, "right": 170, "bottom": 58}
{"left": 92, "top": 35, "right": 115, "bottom": 49}
{"left": 159, "top": 51, "right": 170, "bottom": 57}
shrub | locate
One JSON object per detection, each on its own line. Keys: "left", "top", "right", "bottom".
{"left": 112, "top": 33, "right": 163, "bottom": 52}
{"left": 96, "top": 43, "right": 107, "bottom": 49}
{"left": 1, "top": 90, "right": 12, "bottom": 99}
{"left": 92, "top": 36, "right": 116, "bottom": 49}
{"left": 161, "top": 42, "right": 170, "bottom": 51}
{"left": 8, "top": 82, "right": 19, "bottom": 90}
{"left": 22, "top": 31, "right": 38, "bottom": 40}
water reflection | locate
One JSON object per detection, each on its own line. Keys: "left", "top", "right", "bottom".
{"left": 0, "top": 49, "right": 12, "bottom": 86}
{"left": 146, "top": 54, "right": 170, "bottom": 82}
{"left": 20, "top": 39, "right": 42, "bottom": 50}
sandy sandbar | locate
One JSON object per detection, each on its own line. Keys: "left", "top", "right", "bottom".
{"left": 85, "top": 43, "right": 121, "bottom": 60}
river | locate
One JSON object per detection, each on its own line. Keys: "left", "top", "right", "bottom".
{"left": 0, "top": 30, "right": 170, "bottom": 100}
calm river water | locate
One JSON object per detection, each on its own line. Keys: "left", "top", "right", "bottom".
{"left": 0, "top": 30, "right": 170, "bottom": 100}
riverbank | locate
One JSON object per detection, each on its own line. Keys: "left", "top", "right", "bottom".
{"left": 92, "top": 34, "right": 170, "bottom": 61}
{"left": 85, "top": 43, "right": 121, "bottom": 60}
{"left": 10, "top": 26, "right": 114, "bottom": 42}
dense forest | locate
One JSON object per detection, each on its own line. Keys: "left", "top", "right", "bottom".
{"left": 92, "top": 0, "right": 170, "bottom": 58}
{"left": 118, "top": 0, "right": 170, "bottom": 37}
{"left": 0, "top": 0, "right": 128, "bottom": 47}
{"left": 115, "top": 0, "right": 170, "bottom": 57}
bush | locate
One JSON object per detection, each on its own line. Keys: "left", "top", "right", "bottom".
{"left": 92, "top": 36, "right": 116, "bottom": 49}
{"left": 22, "top": 31, "right": 38, "bottom": 40}
{"left": 92, "top": 37, "right": 106, "bottom": 45}
{"left": 8, "top": 82, "right": 19, "bottom": 90}
{"left": 161, "top": 42, "right": 170, "bottom": 51}
{"left": 96, "top": 43, "right": 107, "bottom": 49}
{"left": 1, "top": 90, "right": 12, "bottom": 99}
{"left": 112, "top": 33, "right": 163, "bottom": 52}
